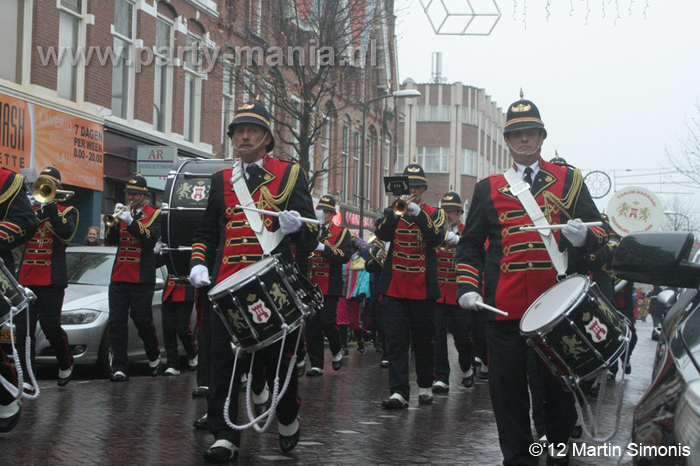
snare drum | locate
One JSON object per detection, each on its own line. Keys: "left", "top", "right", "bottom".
{"left": 520, "top": 274, "right": 630, "bottom": 390}
{"left": 0, "top": 259, "right": 31, "bottom": 326}
{"left": 208, "top": 255, "right": 322, "bottom": 352}
{"left": 161, "top": 158, "right": 233, "bottom": 283}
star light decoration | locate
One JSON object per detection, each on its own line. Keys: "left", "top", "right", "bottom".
{"left": 419, "top": 0, "right": 502, "bottom": 36}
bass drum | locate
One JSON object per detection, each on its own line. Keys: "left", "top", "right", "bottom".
{"left": 162, "top": 158, "right": 233, "bottom": 283}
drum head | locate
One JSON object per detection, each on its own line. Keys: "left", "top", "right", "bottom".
{"left": 210, "top": 256, "right": 277, "bottom": 294}
{"left": 520, "top": 275, "right": 588, "bottom": 333}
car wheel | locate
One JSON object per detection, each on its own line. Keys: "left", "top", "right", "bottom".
{"left": 96, "top": 332, "right": 112, "bottom": 379}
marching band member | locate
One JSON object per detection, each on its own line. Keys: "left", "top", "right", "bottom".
{"left": 305, "top": 194, "right": 352, "bottom": 376}
{"left": 456, "top": 94, "right": 606, "bottom": 466}
{"left": 17, "top": 167, "right": 78, "bottom": 387}
{"left": 104, "top": 175, "right": 163, "bottom": 382}
{"left": 432, "top": 192, "right": 475, "bottom": 393}
{"left": 0, "top": 167, "right": 38, "bottom": 433}
{"left": 189, "top": 101, "right": 317, "bottom": 463}
{"left": 374, "top": 163, "right": 446, "bottom": 409}
{"left": 160, "top": 277, "right": 198, "bottom": 376}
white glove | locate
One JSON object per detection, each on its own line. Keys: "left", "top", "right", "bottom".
{"left": 279, "top": 210, "right": 302, "bottom": 235}
{"left": 189, "top": 264, "right": 211, "bottom": 288}
{"left": 561, "top": 219, "right": 587, "bottom": 248}
{"left": 406, "top": 202, "right": 421, "bottom": 217}
{"left": 116, "top": 208, "right": 133, "bottom": 225}
{"left": 315, "top": 242, "right": 326, "bottom": 252}
{"left": 315, "top": 209, "right": 324, "bottom": 223}
{"left": 446, "top": 231, "right": 459, "bottom": 246}
{"left": 458, "top": 292, "right": 483, "bottom": 310}
{"left": 114, "top": 203, "right": 125, "bottom": 212}
{"left": 154, "top": 239, "right": 163, "bottom": 255}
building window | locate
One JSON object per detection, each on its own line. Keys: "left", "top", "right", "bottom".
{"left": 111, "top": 0, "right": 134, "bottom": 119}
{"left": 383, "top": 140, "right": 391, "bottom": 203}
{"left": 0, "top": 0, "right": 25, "bottom": 83}
{"left": 153, "top": 16, "right": 173, "bottom": 132}
{"left": 58, "top": 0, "right": 84, "bottom": 102}
{"left": 320, "top": 117, "right": 331, "bottom": 194}
{"left": 365, "top": 135, "right": 372, "bottom": 202}
{"left": 462, "top": 148, "right": 477, "bottom": 176}
{"left": 417, "top": 105, "right": 425, "bottom": 121}
{"left": 462, "top": 107, "right": 477, "bottom": 125}
{"left": 221, "top": 62, "right": 235, "bottom": 156}
{"left": 395, "top": 146, "right": 404, "bottom": 173}
{"left": 417, "top": 146, "right": 449, "bottom": 173}
{"left": 341, "top": 120, "right": 350, "bottom": 203}
{"left": 442, "top": 105, "right": 451, "bottom": 121}
{"left": 183, "top": 33, "right": 203, "bottom": 142}
{"left": 352, "top": 131, "right": 360, "bottom": 206}
{"left": 256, "top": 0, "right": 263, "bottom": 36}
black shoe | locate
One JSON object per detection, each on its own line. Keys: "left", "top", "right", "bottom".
{"left": 546, "top": 453, "right": 570, "bottom": 466}
{"left": 150, "top": 360, "right": 164, "bottom": 377}
{"left": 295, "top": 360, "right": 306, "bottom": 377}
{"left": 0, "top": 404, "right": 21, "bottom": 433}
{"left": 571, "top": 425, "right": 583, "bottom": 439}
{"left": 192, "top": 386, "right": 209, "bottom": 397}
{"left": 57, "top": 366, "right": 73, "bottom": 387}
{"left": 306, "top": 367, "right": 323, "bottom": 377}
{"left": 606, "top": 371, "right": 616, "bottom": 382}
{"left": 418, "top": 393, "right": 433, "bottom": 405}
{"left": 193, "top": 414, "right": 209, "bottom": 430}
{"left": 331, "top": 354, "right": 343, "bottom": 371}
{"left": 279, "top": 425, "right": 300, "bottom": 453}
{"left": 254, "top": 398, "right": 271, "bottom": 417}
{"left": 357, "top": 340, "right": 366, "bottom": 355}
{"left": 625, "top": 362, "right": 632, "bottom": 375}
{"left": 432, "top": 381, "right": 449, "bottom": 394}
{"left": 110, "top": 371, "right": 129, "bottom": 382}
{"left": 380, "top": 359, "right": 389, "bottom": 368}
{"left": 203, "top": 442, "right": 239, "bottom": 463}
{"left": 479, "top": 368, "right": 489, "bottom": 380}
{"left": 462, "top": 373, "right": 475, "bottom": 388}
{"left": 381, "top": 394, "right": 408, "bottom": 409}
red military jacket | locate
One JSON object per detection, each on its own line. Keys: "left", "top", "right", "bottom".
{"left": 163, "top": 277, "right": 195, "bottom": 303}
{"left": 106, "top": 204, "right": 161, "bottom": 284}
{"left": 309, "top": 223, "right": 353, "bottom": 296}
{"left": 436, "top": 222, "right": 465, "bottom": 305}
{"left": 19, "top": 203, "right": 78, "bottom": 286}
{"left": 456, "top": 158, "right": 607, "bottom": 321}
{"left": 190, "top": 156, "right": 317, "bottom": 286}
{"left": 0, "top": 169, "right": 38, "bottom": 272}
{"left": 375, "top": 203, "right": 446, "bottom": 301}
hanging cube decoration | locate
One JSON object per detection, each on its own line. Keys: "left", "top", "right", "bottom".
{"left": 419, "top": 0, "right": 501, "bottom": 35}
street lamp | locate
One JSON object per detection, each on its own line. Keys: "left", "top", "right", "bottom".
{"left": 358, "top": 89, "right": 421, "bottom": 238}
{"left": 664, "top": 210, "right": 691, "bottom": 231}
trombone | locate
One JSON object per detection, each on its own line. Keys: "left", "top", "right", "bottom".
{"left": 32, "top": 176, "right": 74, "bottom": 203}
{"left": 104, "top": 203, "right": 134, "bottom": 228}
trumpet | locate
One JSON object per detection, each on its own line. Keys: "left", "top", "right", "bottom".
{"left": 32, "top": 176, "right": 74, "bottom": 203}
{"left": 366, "top": 234, "right": 387, "bottom": 267}
{"left": 392, "top": 195, "right": 417, "bottom": 216}
{"left": 104, "top": 203, "right": 134, "bottom": 228}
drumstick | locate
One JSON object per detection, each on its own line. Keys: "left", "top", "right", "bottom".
{"left": 234, "top": 205, "right": 321, "bottom": 225}
{"left": 519, "top": 221, "right": 603, "bottom": 231}
{"left": 475, "top": 301, "right": 509, "bottom": 316}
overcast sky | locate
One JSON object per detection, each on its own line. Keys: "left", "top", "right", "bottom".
{"left": 394, "top": 0, "right": 700, "bottom": 212}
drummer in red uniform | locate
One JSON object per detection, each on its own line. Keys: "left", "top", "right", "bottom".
{"left": 374, "top": 163, "right": 446, "bottom": 409}
{"left": 188, "top": 101, "right": 317, "bottom": 463}
{"left": 105, "top": 175, "right": 163, "bottom": 382}
{"left": 17, "top": 167, "right": 78, "bottom": 388}
{"left": 0, "top": 168, "right": 38, "bottom": 433}
{"left": 456, "top": 93, "right": 606, "bottom": 466}
{"left": 432, "top": 192, "right": 475, "bottom": 393}
{"left": 305, "top": 194, "right": 352, "bottom": 376}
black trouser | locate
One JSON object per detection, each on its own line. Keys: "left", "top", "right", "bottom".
{"left": 0, "top": 347, "right": 16, "bottom": 405}
{"left": 472, "top": 312, "right": 489, "bottom": 365}
{"left": 196, "top": 290, "right": 210, "bottom": 388}
{"left": 306, "top": 295, "right": 342, "bottom": 369}
{"left": 16, "top": 285, "right": 73, "bottom": 372}
{"left": 487, "top": 320, "right": 576, "bottom": 466}
{"left": 383, "top": 296, "right": 435, "bottom": 400}
{"left": 433, "top": 302, "right": 473, "bottom": 384}
{"left": 208, "top": 308, "right": 300, "bottom": 445}
{"left": 108, "top": 282, "right": 160, "bottom": 374}
{"left": 161, "top": 299, "right": 197, "bottom": 370}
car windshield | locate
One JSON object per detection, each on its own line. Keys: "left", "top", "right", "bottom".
{"left": 66, "top": 252, "right": 114, "bottom": 286}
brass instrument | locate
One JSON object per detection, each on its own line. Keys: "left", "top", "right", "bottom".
{"left": 31, "top": 176, "right": 75, "bottom": 203}
{"left": 392, "top": 195, "right": 417, "bottom": 216}
{"left": 104, "top": 203, "right": 134, "bottom": 228}
{"left": 366, "top": 234, "right": 387, "bottom": 267}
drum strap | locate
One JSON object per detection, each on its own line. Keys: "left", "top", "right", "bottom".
{"left": 230, "top": 163, "right": 284, "bottom": 256}
{"left": 504, "top": 168, "right": 568, "bottom": 275}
